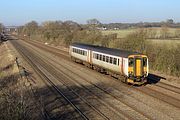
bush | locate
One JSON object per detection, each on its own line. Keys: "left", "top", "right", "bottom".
{"left": 113, "top": 29, "right": 148, "bottom": 53}
{"left": 147, "top": 44, "right": 180, "bottom": 76}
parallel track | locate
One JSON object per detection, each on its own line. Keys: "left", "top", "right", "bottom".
{"left": 11, "top": 40, "right": 89, "bottom": 120}
{"left": 25, "top": 39, "right": 180, "bottom": 95}
{"left": 11, "top": 38, "right": 180, "bottom": 119}
{"left": 11, "top": 40, "right": 135, "bottom": 119}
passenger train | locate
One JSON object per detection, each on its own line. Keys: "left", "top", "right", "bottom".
{"left": 69, "top": 43, "right": 148, "bottom": 85}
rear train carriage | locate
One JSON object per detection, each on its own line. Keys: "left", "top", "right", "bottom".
{"left": 69, "top": 43, "right": 148, "bottom": 85}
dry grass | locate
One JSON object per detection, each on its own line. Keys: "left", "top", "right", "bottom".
{"left": 0, "top": 42, "right": 42, "bottom": 119}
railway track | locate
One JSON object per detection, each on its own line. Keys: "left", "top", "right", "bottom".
{"left": 148, "top": 77, "right": 180, "bottom": 94}
{"left": 11, "top": 41, "right": 90, "bottom": 120}
{"left": 18, "top": 39, "right": 179, "bottom": 119}
{"left": 24, "top": 39, "right": 180, "bottom": 91}
{"left": 10, "top": 37, "right": 180, "bottom": 119}
{"left": 31, "top": 47, "right": 150, "bottom": 119}
{"left": 25, "top": 39, "right": 180, "bottom": 95}
{"left": 11, "top": 40, "right": 132, "bottom": 119}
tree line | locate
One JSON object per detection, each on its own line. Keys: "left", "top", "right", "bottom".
{"left": 17, "top": 20, "right": 113, "bottom": 47}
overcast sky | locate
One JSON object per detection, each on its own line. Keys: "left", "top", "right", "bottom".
{"left": 0, "top": 0, "right": 180, "bottom": 26}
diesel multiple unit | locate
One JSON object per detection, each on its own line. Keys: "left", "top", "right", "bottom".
{"left": 69, "top": 43, "right": 148, "bottom": 85}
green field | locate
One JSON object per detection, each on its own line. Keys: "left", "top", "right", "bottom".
{"left": 102, "top": 27, "right": 180, "bottom": 38}
{"left": 102, "top": 29, "right": 135, "bottom": 38}
{"left": 102, "top": 28, "right": 180, "bottom": 48}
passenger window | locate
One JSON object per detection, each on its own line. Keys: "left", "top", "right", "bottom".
{"left": 129, "top": 58, "right": 134, "bottom": 67}
{"left": 97, "top": 54, "right": 99, "bottom": 59}
{"left": 143, "top": 57, "right": 147, "bottom": 66}
{"left": 113, "top": 58, "right": 117, "bottom": 65}
{"left": 100, "top": 55, "right": 102, "bottom": 60}
{"left": 110, "top": 57, "right": 113, "bottom": 63}
{"left": 106, "top": 56, "right": 109, "bottom": 62}
{"left": 103, "top": 55, "right": 105, "bottom": 61}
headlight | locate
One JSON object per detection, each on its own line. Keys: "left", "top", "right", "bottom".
{"left": 128, "top": 71, "right": 133, "bottom": 76}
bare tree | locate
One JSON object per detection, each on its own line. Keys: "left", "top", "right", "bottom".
{"left": 87, "top": 19, "right": 101, "bottom": 25}
{"left": 121, "top": 29, "right": 148, "bottom": 53}
{"left": 23, "top": 21, "right": 38, "bottom": 36}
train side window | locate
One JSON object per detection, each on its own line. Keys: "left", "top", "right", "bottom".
{"left": 103, "top": 55, "right": 105, "bottom": 61}
{"left": 77, "top": 49, "right": 79, "bottom": 54}
{"left": 100, "top": 54, "right": 102, "bottom": 61}
{"left": 118, "top": 59, "right": 119, "bottom": 65}
{"left": 97, "top": 54, "right": 99, "bottom": 60}
{"left": 143, "top": 57, "right": 147, "bottom": 66}
{"left": 110, "top": 57, "right": 113, "bottom": 64}
{"left": 113, "top": 58, "right": 117, "bottom": 65}
{"left": 106, "top": 56, "right": 109, "bottom": 63}
{"left": 129, "top": 58, "right": 134, "bottom": 67}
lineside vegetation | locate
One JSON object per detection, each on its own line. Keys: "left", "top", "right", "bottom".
{"left": 16, "top": 20, "right": 180, "bottom": 77}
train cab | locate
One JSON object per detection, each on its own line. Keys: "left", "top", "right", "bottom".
{"left": 127, "top": 55, "right": 148, "bottom": 85}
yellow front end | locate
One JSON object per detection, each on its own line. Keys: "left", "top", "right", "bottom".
{"left": 128, "top": 55, "right": 148, "bottom": 85}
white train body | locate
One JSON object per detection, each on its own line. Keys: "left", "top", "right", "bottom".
{"left": 69, "top": 43, "right": 148, "bottom": 84}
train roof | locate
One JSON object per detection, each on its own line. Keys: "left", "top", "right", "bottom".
{"left": 71, "top": 43, "right": 142, "bottom": 58}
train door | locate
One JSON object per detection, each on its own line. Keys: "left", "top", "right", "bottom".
{"left": 135, "top": 58, "right": 142, "bottom": 77}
